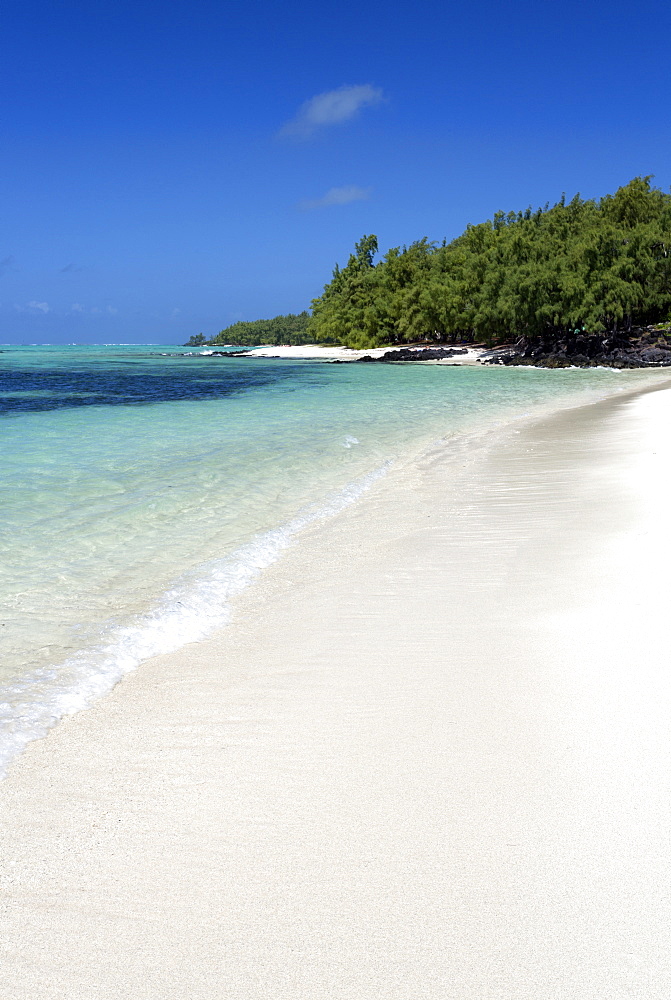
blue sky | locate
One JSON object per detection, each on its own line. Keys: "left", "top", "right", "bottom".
{"left": 2, "top": 0, "right": 670, "bottom": 344}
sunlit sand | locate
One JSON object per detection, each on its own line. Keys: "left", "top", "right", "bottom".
{"left": 219, "top": 343, "right": 487, "bottom": 362}
{"left": 2, "top": 383, "right": 671, "bottom": 997}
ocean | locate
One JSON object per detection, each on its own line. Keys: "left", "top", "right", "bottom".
{"left": 0, "top": 343, "right": 655, "bottom": 775}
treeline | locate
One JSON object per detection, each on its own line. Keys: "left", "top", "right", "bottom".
{"left": 185, "top": 311, "right": 318, "bottom": 347}
{"left": 309, "top": 177, "right": 671, "bottom": 348}
{"left": 185, "top": 178, "right": 671, "bottom": 350}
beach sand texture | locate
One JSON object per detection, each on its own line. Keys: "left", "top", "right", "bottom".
{"left": 230, "top": 343, "right": 486, "bottom": 362}
{"left": 2, "top": 384, "right": 671, "bottom": 998}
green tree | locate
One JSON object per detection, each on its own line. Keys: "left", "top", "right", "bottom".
{"left": 310, "top": 178, "right": 671, "bottom": 348}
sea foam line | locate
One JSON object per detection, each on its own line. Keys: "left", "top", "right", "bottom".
{"left": 0, "top": 462, "right": 391, "bottom": 779}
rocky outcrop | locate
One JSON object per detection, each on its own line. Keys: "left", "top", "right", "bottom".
{"left": 357, "top": 347, "right": 469, "bottom": 363}
{"left": 483, "top": 326, "right": 671, "bottom": 369}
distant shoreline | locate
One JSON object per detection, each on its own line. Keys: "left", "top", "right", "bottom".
{"left": 196, "top": 343, "right": 489, "bottom": 364}
{"left": 194, "top": 324, "right": 671, "bottom": 369}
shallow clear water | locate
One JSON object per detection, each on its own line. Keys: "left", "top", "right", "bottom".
{"left": 0, "top": 344, "right": 657, "bottom": 773}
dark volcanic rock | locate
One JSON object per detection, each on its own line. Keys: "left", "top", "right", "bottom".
{"left": 357, "top": 347, "right": 469, "bottom": 363}
{"left": 640, "top": 347, "right": 671, "bottom": 363}
{"left": 483, "top": 325, "right": 671, "bottom": 369}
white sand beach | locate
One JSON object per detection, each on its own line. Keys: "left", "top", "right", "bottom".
{"left": 233, "top": 343, "right": 392, "bottom": 359}
{"left": 2, "top": 382, "right": 671, "bottom": 998}
{"left": 223, "top": 343, "right": 487, "bottom": 363}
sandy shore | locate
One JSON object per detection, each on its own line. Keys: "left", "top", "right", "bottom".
{"left": 232, "top": 343, "right": 394, "bottom": 359}
{"left": 211, "top": 343, "right": 487, "bottom": 363}
{"left": 3, "top": 382, "right": 671, "bottom": 997}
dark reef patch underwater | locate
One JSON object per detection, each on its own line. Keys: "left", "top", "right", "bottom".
{"left": 0, "top": 348, "right": 326, "bottom": 414}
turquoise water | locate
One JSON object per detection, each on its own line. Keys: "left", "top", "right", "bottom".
{"left": 0, "top": 344, "right": 654, "bottom": 773}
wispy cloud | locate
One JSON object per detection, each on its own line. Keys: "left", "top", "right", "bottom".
{"left": 70, "top": 303, "right": 117, "bottom": 316}
{"left": 0, "top": 255, "right": 15, "bottom": 277}
{"left": 13, "top": 300, "right": 50, "bottom": 314}
{"left": 299, "top": 185, "right": 372, "bottom": 211}
{"left": 298, "top": 184, "right": 372, "bottom": 212}
{"left": 280, "top": 84, "right": 384, "bottom": 138}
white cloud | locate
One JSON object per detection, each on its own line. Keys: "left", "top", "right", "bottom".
{"left": 70, "top": 302, "right": 85, "bottom": 313}
{"left": 27, "top": 300, "right": 50, "bottom": 313}
{"left": 107, "top": 305, "right": 118, "bottom": 315}
{"left": 280, "top": 84, "right": 384, "bottom": 138}
{"left": 299, "top": 185, "right": 372, "bottom": 211}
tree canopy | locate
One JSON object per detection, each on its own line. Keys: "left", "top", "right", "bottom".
{"left": 309, "top": 177, "right": 671, "bottom": 348}
{"left": 207, "top": 311, "right": 317, "bottom": 346}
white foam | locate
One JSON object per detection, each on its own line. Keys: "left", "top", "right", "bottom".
{"left": 0, "top": 463, "right": 390, "bottom": 779}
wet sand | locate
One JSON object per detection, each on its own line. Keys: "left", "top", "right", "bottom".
{"left": 2, "top": 384, "right": 671, "bottom": 998}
